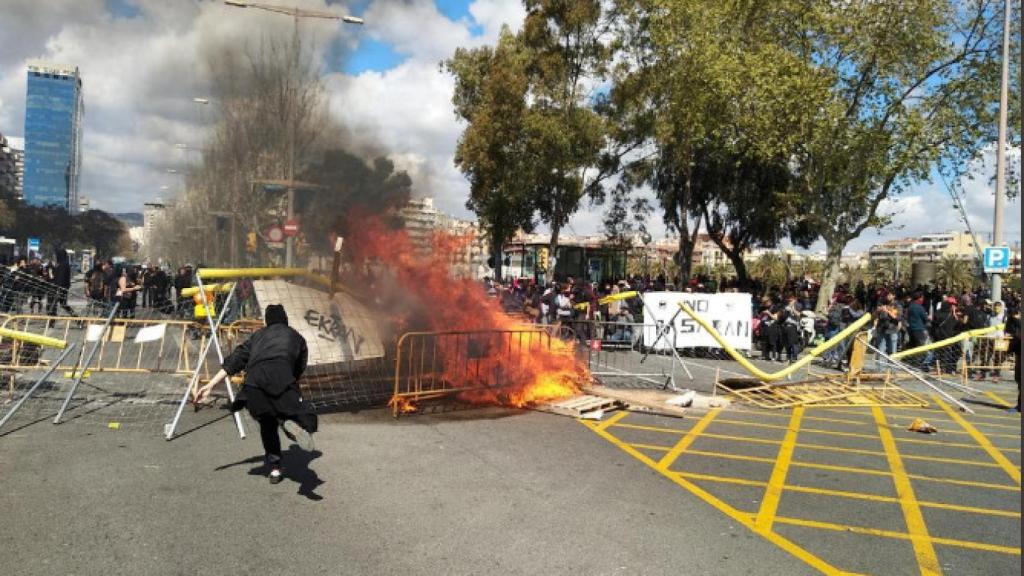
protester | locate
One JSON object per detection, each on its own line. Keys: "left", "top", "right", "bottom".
{"left": 194, "top": 304, "right": 315, "bottom": 484}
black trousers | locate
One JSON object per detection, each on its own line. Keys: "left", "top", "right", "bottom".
{"left": 257, "top": 414, "right": 282, "bottom": 465}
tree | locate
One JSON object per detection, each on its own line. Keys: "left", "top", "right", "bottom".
{"left": 518, "top": 0, "right": 611, "bottom": 256}
{"left": 778, "top": 0, "right": 1020, "bottom": 313}
{"left": 446, "top": 31, "right": 538, "bottom": 281}
{"left": 748, "top": 253, "right": 788, "bottom": 294}
{"left": 604, "top": 0, "right": 821, "bottom": 283}
{"left": 937, "top": 256, "right": 977, "bottom": 292}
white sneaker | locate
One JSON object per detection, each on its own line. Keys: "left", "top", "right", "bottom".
{"left": 268, "top": 467, "right": 284, "bottom": 484}
{"left": 282, "top": 420, "right": 315, "bottom": 451}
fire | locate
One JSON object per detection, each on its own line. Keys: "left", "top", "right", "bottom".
{"left": 388, "top": 396, "right": 419, "bottom": 414}
{"left": 344, "top": 216, "right": 587, "bottom": 409}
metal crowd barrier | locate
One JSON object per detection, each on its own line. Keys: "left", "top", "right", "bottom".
{"left": 960, "top": 334, "right": 1014, "bottom": 383}
{"left": 559, "top": 320, "right": 685, "bottom": 390}
{"left": 0, "top": 314, "right": 226, "bottom": 378}
{"left": 391, "top": 329, "right": 554, "bottom": 416}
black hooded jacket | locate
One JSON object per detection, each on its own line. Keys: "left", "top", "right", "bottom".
{"left": 223, "top": 323, "right": 308, "bottom": 397}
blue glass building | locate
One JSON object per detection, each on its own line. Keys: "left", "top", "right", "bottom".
{"left": 23, "top": 62, "right": 83, "bottom": 213}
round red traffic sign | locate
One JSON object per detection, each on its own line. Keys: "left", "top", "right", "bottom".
{"left": 266, "top": 225, "right": 284, "bottom": 243}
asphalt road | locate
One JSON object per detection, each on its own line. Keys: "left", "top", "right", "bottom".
{"left": 1, "top": 407, "right": 818, "bottom": 576}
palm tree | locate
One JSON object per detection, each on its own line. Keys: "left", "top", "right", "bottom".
{"left": 749, "top": 253, "right": 787, "bottom": 291}
{"left": 936, "top": 256, "right": 976, "bottom": 293}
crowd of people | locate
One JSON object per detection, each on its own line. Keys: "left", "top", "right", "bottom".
{"left": 490, "top": 273, "right": 1021, "bottom": 410}
{"left": 1, "top": 253, "right": 206, "bottom": 321}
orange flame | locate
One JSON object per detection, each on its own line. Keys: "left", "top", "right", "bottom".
{"left": 345, "top": 217, "right": 587, "bottom": 408}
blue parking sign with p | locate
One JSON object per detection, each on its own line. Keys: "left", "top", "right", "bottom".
{"left": 983, "top": 246, "right": 1011, "bottom": 273}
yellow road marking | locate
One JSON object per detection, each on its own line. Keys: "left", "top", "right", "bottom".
{"left": 686, "top": 430, "right": 1005, "bottom": 469}
{"left": 755, "top": 407, "right": 804, "bottom": 533}
{"left": 618, "top": 415, "right": 1020, "bottom": 454}
{"left": 643, "top": 442, "right": 1020, "bottom": 491}
{"left": 872, "top": 406, "right": 941, "bottom": 575}
{"left": 908, "top": 473, "right": 1019, "bottom": 492}
{"left": 657, "top": 409, "right": 720, "bottom": 470}
{"left": 934, "top": 397, "right": 1021, "bottom": 486}
{"left": 737, "top": 410, "right": 871, "bottom": 427}
{"left": 875, "top": 410, "right": 1021, "bottom": 431}
{"left": 612, "top": 422, "right": 692, "bottom": 435}
{"left": 669, "top": 471, "right": 1021, "bottom": 518}
{"left": 983, "top": 391, "right": 1012, "bottom": 408}
{"left": 582, "top": 419, "right": 848, "bottom": 575}
{"left": 593, "top": 410, "right": 629, "bottom": 432}
{"left": 772, "top": 516, "right": 1021, "bottom": 556}
{"left": 675, "top": 471, "right": 768, "bottom": 488}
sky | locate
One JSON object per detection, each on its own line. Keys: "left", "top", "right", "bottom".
{"left": 0, "top": 0, "right": 1019, "bottom": 254}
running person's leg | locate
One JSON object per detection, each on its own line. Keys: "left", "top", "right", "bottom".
{"left": 257, "top": 414, "right": 284, "bottom": 483}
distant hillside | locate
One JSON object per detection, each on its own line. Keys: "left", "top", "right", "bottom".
{"left": 112, "top": 213, "right": 144, "bottom": 227}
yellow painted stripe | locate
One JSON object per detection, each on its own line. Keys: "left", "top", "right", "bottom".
{"left": 984, "top": 391, "right": 1012, "bottom": 408}
{"left": 657, "top": 409, "right": 720, "bottom": 470}
{"left": 674, "top": 471, "right": 769, "bottom": 488}
{"left": 742, "top": 410, "right": 871, "bottom": 427}
{"left": 872, "top": 406, "right": 941, "bottom": 575}
{"left": 876, "top": 410, "right": 1021, "bottom": 430}
{"left": 591, "top": 409, "right": 629, "bottom": 433}
{"left": 669, "top": 472, "right": 1020, "bottom": 519}
{"left": 772, "top": 516, "right": 1021, "bottom": 556}
{"left": 756, "top": 407, "right": 804, "bottom": 533}
{"left": 907, "top": 473, "right": 1020, "bottom": 492}
{"left": 621, "top": 414, "right": 1018, "bottom": 454}
{"left": 582, "top": 420, "right": 847, "bottom": 575}
{"left": 934, "top": 397, "right": 1021, "bottom": 486}
{"left": 612, "top": 422, "right": 692, "bottom": 435}
{"left": 692, "top": 430, "right": 1003, "bottom": 469}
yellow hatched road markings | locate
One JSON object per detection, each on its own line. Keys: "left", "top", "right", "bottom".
{"left": 755, "top": 408, "right": 804, "bottom": 533}
{"left": 934, "top": 397, "right": 1021, "bottom": 486}
{"left": 582, "top": 415, "right": 850, "bottom": 575}
{"left": 586, "top": 408, "right": 1023, "bottom": 575}
{"left": 614, "top": 417, "right": 1020, "bottom": 453}
{"left": 871, "top": 406, "right": 941, "bottom": 575}
{"left": 827, "top": 405, "right": 1023, "bottom": 428}
{"left": 772, "top": 516, "right": 1021, "bottom": 556}
{"left": 657, "top": 409, "right": 720, "bottom": 469}
{"left": 681, "top": 430, "right": 1007, "bottom": 470}
{"left": 671, "top": 468, "right": 1020, "bottom": 519}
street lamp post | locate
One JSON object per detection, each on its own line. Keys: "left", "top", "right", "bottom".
{"left": 223, "top": 1, "right": 363, "bottom": 267}
{"left": 990, "top": 0, "right": 1011, "bottom": 303}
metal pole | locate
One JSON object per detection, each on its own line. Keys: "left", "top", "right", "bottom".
{"left": 165, "top": 285, "right": 236, "bottom": 440}
{"left": 54, "top": 302, "right": 119, "bottom": 424}
{"left": 197, "top": 274, "right": 246, "bottom": 438}
{"left": 991, "top": 0, "right": 1011, "bottom": 303}
{"left": 285, "top": 14, "right": 299, "bottom": 269}
{"left": 0, "top": 344, "right": 77, "bottom": 432}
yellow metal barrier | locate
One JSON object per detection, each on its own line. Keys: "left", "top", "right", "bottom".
{"left": 0, "top": 315, "right": 219, "bottom": 377}
{"left": 0, "top": 327, "right": 67, "bottom": 349}
{"left": 391, "top": 329, "right": 555, "bottom": 417}
{"left": 198, "top": 268, "right": 308, "bottom": 280}
{"left": 678, "top": 302, "right": 873, "bottom": 383}
{"left": 179, "top": 283, "right": 234, "bottom": 298}
{"left": 890, "top": 325, "right": 1005, "bottom": 360}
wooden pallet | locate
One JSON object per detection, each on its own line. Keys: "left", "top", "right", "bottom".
{"left": 535, "top": 394, "right": 625, "bottom": 418}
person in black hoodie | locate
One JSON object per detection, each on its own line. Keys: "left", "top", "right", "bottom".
{"left": 194, "top": 304, "right": 315, "bottom": 484}
{"left": 45, "top": 249, "right": 76, "bottom": 316}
